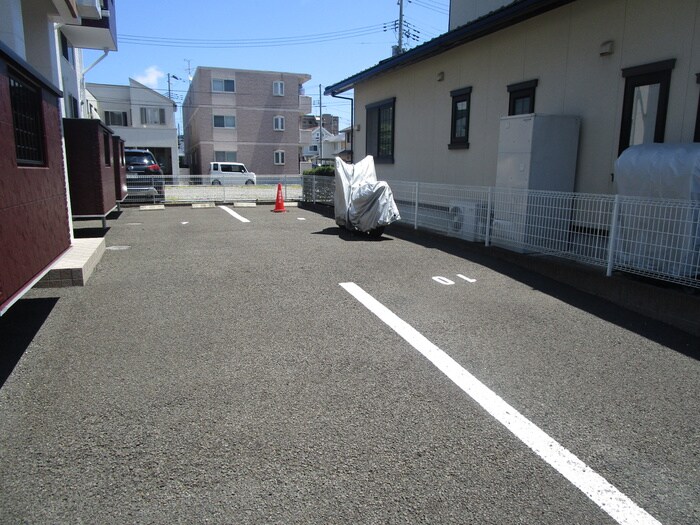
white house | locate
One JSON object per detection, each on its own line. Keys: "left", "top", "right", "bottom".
{"left": 303, "top": 126, "right": 346, "bottom": 162}
{"left": 87, "top": 79, "right": 180, "bottom": 176}
{"left": 325, "top": 0, "right": 700, "bottom": 195}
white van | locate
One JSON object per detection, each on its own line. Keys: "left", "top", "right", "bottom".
{"left": 208, "top": 162, "right": 256, "bottom": 185}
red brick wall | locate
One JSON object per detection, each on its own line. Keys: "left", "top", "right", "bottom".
{"left": 0, "top": 56, "right": 71, "bottom": 311}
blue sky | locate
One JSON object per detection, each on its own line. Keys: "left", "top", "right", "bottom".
{"left": 83, "top": 0, "right": 450, "bottom": 129}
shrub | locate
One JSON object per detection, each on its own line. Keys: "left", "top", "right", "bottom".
{"left": 303, "top": 165, "right": 335, "bottom": 177}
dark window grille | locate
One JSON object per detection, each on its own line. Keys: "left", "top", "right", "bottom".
{"left": 507, "top": 79, "right": 538, "bottom": 116}
{"left": 366, "top": 98, "right": 395, "bottom": 163}
{"left": 9, "top": 70, "right": 45, "bottom": 165}
{"left": 449, "top": 86, "right": 472, "bottom": 149}
{"left": 694, "top": 73, "right": 699, "bottom": 143}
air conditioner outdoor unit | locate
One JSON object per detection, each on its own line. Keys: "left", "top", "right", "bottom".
{"left": 448, "top": 200, "right": 485, "bottom": 241}
{"left": 77, "top": 0, "right": 101, "bottom": 19}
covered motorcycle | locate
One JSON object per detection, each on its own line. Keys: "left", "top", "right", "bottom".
{"left": 334, "top": 156, "right": 400, "bottom": 237}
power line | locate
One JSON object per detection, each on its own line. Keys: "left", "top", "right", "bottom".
{"left": 118, "top": 22, "right": 395, "bottom": 49}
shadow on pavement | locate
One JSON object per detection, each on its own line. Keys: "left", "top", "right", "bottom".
{"left": 0, "top": 298, "right": 59, "bottom": 388}
{"left": 313, "top": 227, "right": 393, "bottom": 242}
{"left": 386, "top": 224, "right": 700, "bottom": 361}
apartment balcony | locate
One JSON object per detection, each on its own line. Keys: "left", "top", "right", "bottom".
{"left": 299, "top": 95, "right": 312, "bottom": 115}
{"left": 61, "top": 0, "right": 117, "bottom": 51}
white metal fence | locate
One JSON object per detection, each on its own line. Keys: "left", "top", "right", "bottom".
{"left": 123, "top": 174, "right": 302, "bottom": 205}
{"left": 302, "top": 175, "right": 700, "bottom": 290}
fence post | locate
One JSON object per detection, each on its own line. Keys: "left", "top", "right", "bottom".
{"left": 312, "top": 175, "right": 317, "bottom": 205}
{"left": 606, "top": 194, "right": 620, "bottom": 277}
{"left": 485, "top": 187, "right": 493, "bottom": 247}
{"left": 414, "top": 181, "right": 419, "bottom": 230}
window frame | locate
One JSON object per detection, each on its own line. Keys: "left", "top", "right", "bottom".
{"left": 694, "top": 73, "right": 700, "bottom": 143}
{"left": 140, "top": 107, "right": 165, "bottom": 125}
{"left": 213, "top": 115, "right": 236, "bottom": 128}
{"left": 366, "top": 97, "right": 395, "bottom": 164}
{"left": 105, "top": 110, "right": 128, "bottom": 126}
{"left": 273, "top": 115, "right": 285, "bottom": 131}
{"left": 273, "top": 80, "right": 285, "bottom": 96}
{"left": 449, "top": 86, "right": 472, "bottom": 150}
{"left": 212, "top": 78, "right": 235, "bottom": 93}
{"left": 507, "top": 79, "right": 538, "bottom": 116}
{"left": 9, "top": 68, "right": 46, "bottom": 166}
{"left": 214, "top": 150, "right": 237, "bottom": 162}
{"left": 274, "top": 149, "right": 285, "bottom": 165}
{"left": 618, "top": 59, "right": 675, "bottom": 155}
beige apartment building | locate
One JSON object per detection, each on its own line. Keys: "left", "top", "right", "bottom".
{"left": 183, "top": 67, "right": 312, "bottom": 176}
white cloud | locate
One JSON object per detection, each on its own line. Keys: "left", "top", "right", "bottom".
{"left": 134, "top": 66, "right": 165, "bottom": 89}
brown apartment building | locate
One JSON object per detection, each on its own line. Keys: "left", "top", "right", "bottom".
{"left": 183, "top": 67, "right": 312, "bottom": 176}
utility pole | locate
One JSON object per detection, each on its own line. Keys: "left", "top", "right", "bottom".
{"left": 398, "top": 0, "right": 404, "bottom": 54}
{"left": 318, "top": 84, "right": 323, "bottom": 164}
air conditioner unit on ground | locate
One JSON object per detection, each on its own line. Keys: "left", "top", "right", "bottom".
{"left": 448, "top": 200, "right": 485, "bottom": 242}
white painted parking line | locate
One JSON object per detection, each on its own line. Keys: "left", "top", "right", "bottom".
{"left": 339, "top": 281, "right": 662, "bottom": 525}
{"left": 457, "top": 274, "right": 477, "bottom": 283}
{"left": 219, "top": 205, "right": 250, "bottom": 223}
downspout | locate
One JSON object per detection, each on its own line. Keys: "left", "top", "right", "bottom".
{"left": 80, "top": 48, "right": 109, "bottom": 118}
{"left": 330, "top": 91, "right": 354, "bottom": 163}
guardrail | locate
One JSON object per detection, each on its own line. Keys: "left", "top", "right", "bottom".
{"left": 301, "top": 175, "right": 700, "bottom": 290}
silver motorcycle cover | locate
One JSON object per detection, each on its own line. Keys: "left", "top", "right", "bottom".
{"left": 334, "top": 156, "right": 400, "bottom": 232}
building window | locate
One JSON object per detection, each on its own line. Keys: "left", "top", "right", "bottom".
{"left": 308, "top": 144, "right": 318, "bottom": 153}
{"left": 9, "top": 69, "right": 45, "bottom": 165}
{"left": 694, "top": 73, "right": 699, "bottom": 143}
{"left": 507, "top": 79, "right": 537, "bottom": 116}
{"left": 274, "top": 150, "right": 285, "bottom": 165}
{"left": 105, "top": 110, "right": 128, "bottom": 126}
{"left": 215, "top": 151, "right": 237, "bottom": 162}
{"left": 618, "top": 59, "right": 675, "bottom": 154}
{"left": 273, "top": 81, "right": 285, "bottom": 96}
{"left": 60, "top": 32, "right": 75, "bottom": 65}
{"left": 69, "top": 96, "right": 79, "bottom": 118}
{"left": 140, "top": 107, "right": 165, "bottom": 125}
{"left": 103, "top": 131, "right": 111, "bottom": 166}
{"left": 273, "top": 115, "right": 285, "bottom": 131}
{"left": 366, "top": 97, "right": 395, "bottom": 163}
{"left": 212, "top": 78, "right": 235, "bottom": 92}
{"left": 449, "top": 86, "right": 472, "bottom": 149}
{"left": 213, "top": 115, "right": 236, "bottom": 128}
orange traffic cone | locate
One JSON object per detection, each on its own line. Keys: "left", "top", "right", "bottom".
{"left": 272, "top": 183, "right": 287, "bottom": 213}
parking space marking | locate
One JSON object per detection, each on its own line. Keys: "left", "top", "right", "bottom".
{"left": 339, "top": 281, "right": 661, "bottom": 525}
{"left": 457, "top": 274, "right": 477, "bottom": 283}
{"left": 219, "top": 205, "right": 250, "bottom": 223}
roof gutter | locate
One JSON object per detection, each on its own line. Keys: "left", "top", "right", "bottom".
{"left": 325, "top": 0, "right": 575, "bottom": 96}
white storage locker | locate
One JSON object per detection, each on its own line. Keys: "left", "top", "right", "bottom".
{"left": 493, "top": 114, "right": 580, "bottom": 253}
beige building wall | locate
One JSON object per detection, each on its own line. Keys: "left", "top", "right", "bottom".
{"left": 184, "top": 67, "right": 311, "bottom": 175}
{"left": 354, "top": 0, "right": 700, "bottom": 195}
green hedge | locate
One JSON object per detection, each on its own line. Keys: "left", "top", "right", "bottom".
{"left": 303, "top": 165, "right": 335, "bottom": 177}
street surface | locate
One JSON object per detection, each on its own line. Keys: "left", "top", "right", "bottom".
{"left": 1, "top": 205, "right": 698, "bottom": 524}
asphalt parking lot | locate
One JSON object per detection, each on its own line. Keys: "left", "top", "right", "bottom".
{"left": 1, "top": 205, "right": 698, "bottom": 524}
